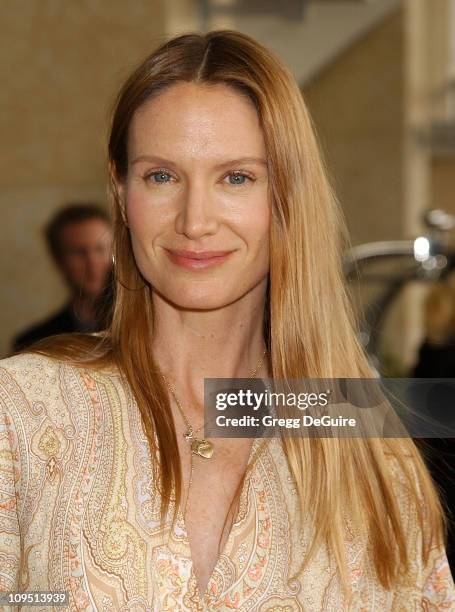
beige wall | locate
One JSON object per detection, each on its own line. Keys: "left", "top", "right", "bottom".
{"left": 303, "top": 8, "right": 404, "bottom": 247}
{"left": 303, "top": 8, "right": 408, "bottom": 370}
{"left": 431, "top": 159, "right": 455, "bottom": 229}
{"left": 0, "top": 2, "right": 166, "bottom": 357}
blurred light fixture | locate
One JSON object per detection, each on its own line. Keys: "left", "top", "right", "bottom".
{"left": 413, "top": 237, "right": 430, "bottom": 262}
{"left": 424, "top": 209, "right": 455, "bottom": 233}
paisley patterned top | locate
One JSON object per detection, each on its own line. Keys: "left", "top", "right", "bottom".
{"left": 0, "top": 352, "right": 454, "bottom": 611}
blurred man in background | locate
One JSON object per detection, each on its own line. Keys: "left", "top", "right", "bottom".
{"left": 12, "top": 203, "right": 114, "bottom": 352}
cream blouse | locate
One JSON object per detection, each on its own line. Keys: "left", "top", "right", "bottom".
{"left": 0, "top": 352, "right": 454, "bottom": 611}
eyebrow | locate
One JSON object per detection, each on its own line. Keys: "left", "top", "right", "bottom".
{"left": 131, "top": 155, "right": 267, "bottom": 169}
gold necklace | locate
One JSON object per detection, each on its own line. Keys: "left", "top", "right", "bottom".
{"left": 160, "top": 348, "right": 267, "bottom": 460}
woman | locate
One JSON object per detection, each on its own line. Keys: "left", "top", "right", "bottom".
{"left": 1, "top": 30, "right": 454, "bottom": 610}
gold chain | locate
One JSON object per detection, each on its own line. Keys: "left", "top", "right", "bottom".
{"left": 161, "top": 347, "right": 267, "bottom": 451}
{"left": 160, "top": 347, "right": 268, "bottom": 520}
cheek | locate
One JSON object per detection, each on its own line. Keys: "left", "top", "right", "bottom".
{"left": 125, "top": 186, "right": 147, "bottom": 225}
{"left": 124, "top": 193, "right": 165, "bottom": 280}
{"left": 241, "top": 199, "right": 271, "bottom": 250}
{"left": 125, "top": 187, "right": 169, "bottom": 239}
{"left": 253, "top": 203, "right": 271, "bottom": 270}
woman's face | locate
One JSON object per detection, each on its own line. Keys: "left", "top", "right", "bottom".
{"left": 116, "top": 81, "right": 270, "bottom": 310}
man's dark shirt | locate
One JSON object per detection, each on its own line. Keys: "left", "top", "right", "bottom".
{"left": 11, "top": 302, "right": 98, "bottom": 353}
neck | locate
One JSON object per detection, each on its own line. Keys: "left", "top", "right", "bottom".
{"left": 151, "top": 278, "right": 270, "bottom": 416}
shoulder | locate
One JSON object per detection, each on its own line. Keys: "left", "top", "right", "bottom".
{"left": 1, "top": 346, "right": 120, "bottom": 381}
{"left": 382, "top": 445, "right": 455, "bottom": 605}
{"left": 0, "top": 352, "right": 121, "bottom": 420}
{"left": 0, "top": 352, "right": 125, "bottom": 464}
{"left": 0, "top": 353, "right": 68, "bottom": 435}
{"left": 0, "top": 352, "right": 63, "bottom": 393}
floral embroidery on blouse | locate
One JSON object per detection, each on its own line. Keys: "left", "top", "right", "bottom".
{"left": 0, "top": 352, "right": 454, "bottom": 611}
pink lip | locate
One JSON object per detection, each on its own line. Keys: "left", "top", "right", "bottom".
{"left": 164, "top": 248, "right": 235, "bottom": 269}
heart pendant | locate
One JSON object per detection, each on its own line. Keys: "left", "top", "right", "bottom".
{"left": 191, "top": 438, "right": 214, "bottom": 459}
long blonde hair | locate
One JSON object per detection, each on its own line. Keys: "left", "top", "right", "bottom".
{"left": 20, "top": 30, "right": 446, "bottom": 600}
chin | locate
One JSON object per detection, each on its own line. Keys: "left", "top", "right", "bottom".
{"left": 172, "top": 294, "right": 233, "bottom": 311}
{"left": 155, "top": 284, "right": 239, "bottom": 311}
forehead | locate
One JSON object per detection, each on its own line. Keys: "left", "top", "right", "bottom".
{"left": 127, "top": 81, "right": 265, "bottom": 160}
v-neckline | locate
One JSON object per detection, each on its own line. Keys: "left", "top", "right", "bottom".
{"left": 176, "top": 436, "right": 267, "bottom": 607}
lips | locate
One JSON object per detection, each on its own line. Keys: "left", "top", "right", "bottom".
{"left": 163, "top": 248, "right": 235, "bottom": 269}
{"left": 167, "top": 249, "right": 233, "bottom": 260}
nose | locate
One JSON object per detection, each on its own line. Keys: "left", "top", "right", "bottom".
{"left": 175, "top": 180, "right": 219, "bottom": 240}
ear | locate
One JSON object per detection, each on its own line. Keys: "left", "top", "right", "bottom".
{"left": 109, "top": 160, "right": 129, "bottom": 227}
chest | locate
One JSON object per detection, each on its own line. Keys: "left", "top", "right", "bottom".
{"left": 177, "top": 436, "right": 255, "bottom": 597}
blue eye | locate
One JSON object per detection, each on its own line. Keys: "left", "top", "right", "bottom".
{"left": 227, "top": 173, "right": 250, "bottom": 186}
{"left": 147, "top": 171, "right": 172, "bottom": 183}
{"left": 144, "top": 170, "right": 253, "bottom": 186}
